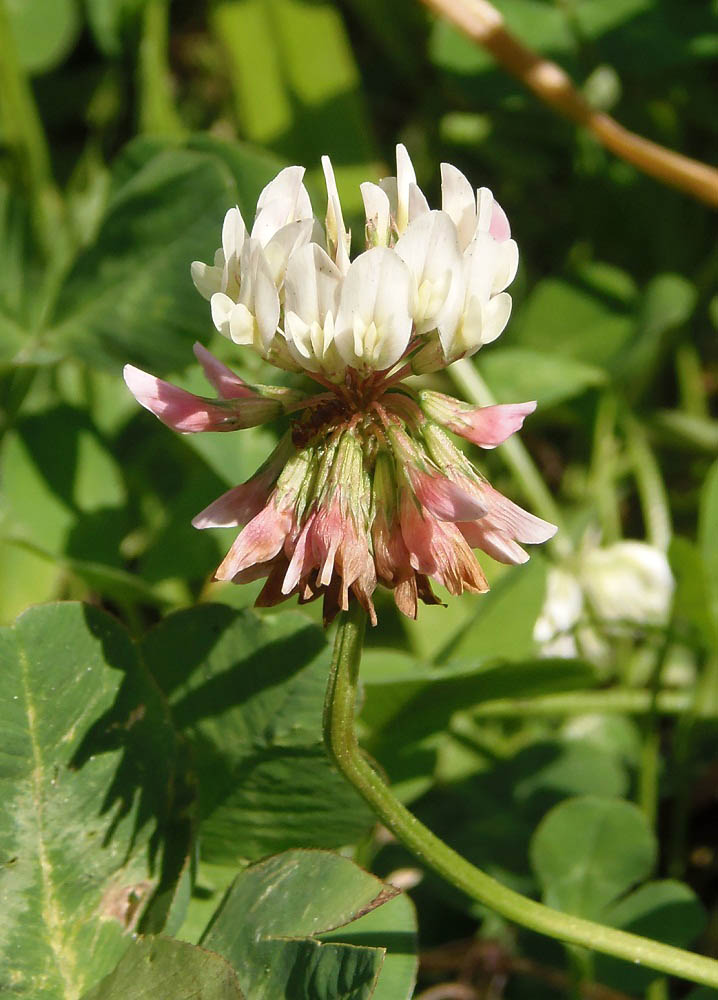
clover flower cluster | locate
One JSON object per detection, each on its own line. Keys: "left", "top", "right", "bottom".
{"left": 125, "top": 146, "right": 556, "bottom": 624}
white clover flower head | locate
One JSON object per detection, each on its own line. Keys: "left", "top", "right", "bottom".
{"left": 190, "top": 144, "right": 519, "bottom": 377}
{"left": 534, "top": 538, "right": 675, "bottom": 659}
{"left": 125, "top": 147, "right": 554, "bottom": 625}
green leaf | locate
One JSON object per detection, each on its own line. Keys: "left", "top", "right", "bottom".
{"left": 0, "top": 602, "right": 182, "bottom": 999}
{"left": 669, "top": 536, "right": 717, "bottom": 654}
{"left": 140, "top": 605, "right": 374, "bottom": 863}
{"left": 48, "top": 141, "right": 278, "bottom": 373}
{"left": 201, "top": 849, "right": 415, "bottom": 1000}
{"left": 479, "top": 347, "right": 607, "bottom": 408}
{"left": 209, "top": 0, "right": 377, "bottom": 219}
{"left": 321, "top": 893, "right": 418, "bottom": 1000}
{"left": 81, "top": 936, "right": 246, "bottom": 1000}
{"left": 436, "top": 556, "right": 547, "bottom": 665}
{"left": 513, "top": 278, "right": 635, "bottom": 368}
{"left": 0, "top": 404, "right": 129, "bottom": 567}
{"left": 530, "top": 796, "right": 655, "bottom": 919}
{"left": 84, "top": 0, "right": 148, "bottom": 57}
{"left": 5, "top": 0, "right": 81, "bottom": 75}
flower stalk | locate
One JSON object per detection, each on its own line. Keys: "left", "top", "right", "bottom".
{"left": 419, "top": 0, "right": 718, "bottom": 207}
{"left": 324, "top": 602, "right": 718, "bottom": 990}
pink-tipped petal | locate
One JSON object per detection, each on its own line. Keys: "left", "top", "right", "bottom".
{"left": 490, "top": 201, "right": 511, "bottom": 242}
{"left": 193, "top": 343, "right": 253, "bottom": 399}
{"left": 214, "top": 500, "right": 293, "bottom": 581}
{"left": 459, "top": 521, "right": 529, "bottom": 565}
{"left": 409, "top": 468, "right": 487, "bottom": 522}
{"left": 192, "top": 482, "right": 267, "bottom": 529}
{"left": 451, "top": 401, "right": 537, "bottom": 449}
{"left": 124, "top": 364, "right": 280, "bottom": 432}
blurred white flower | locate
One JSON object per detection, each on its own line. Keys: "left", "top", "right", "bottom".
{"left": 534, "top": 540, "right": 675, "bottom": 658}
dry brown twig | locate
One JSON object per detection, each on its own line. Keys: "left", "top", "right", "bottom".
{"left": 419, "top": 0, "right": 718, "bottom": 207}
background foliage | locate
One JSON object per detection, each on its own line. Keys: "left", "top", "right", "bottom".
{"left": 0, "top": 0, "right": 716, "bottom": 997}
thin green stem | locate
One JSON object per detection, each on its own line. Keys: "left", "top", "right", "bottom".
{"left": 324, "top": 604, "right": 718, "bottom": 989}
{"left": 675, "top": 342, "right": 709, "bottom": 419}
{"left": 636, "top": 629, "right": 672, "bottom": 828}
{"left": 623, "top": 412, "right": 672, "bottom": 552}
{"left": 0, "top": 0, "right": 65, "bottom": 257}
{"left": 589, "top": 393, "right": 622, "bottom": 544}
{"left": 138, "top": 0, "right": 185, "bottom": 137}
{"left": 470, "top": 687, "right": 694, "bottom": 719}
{"left": 448, "top": 359, "right": 571, "bottom": 557}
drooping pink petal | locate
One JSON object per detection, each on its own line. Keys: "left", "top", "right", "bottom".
{"left": 192, "top": 480, "right": 270, "bottom": 529}
{"left": 214, "top": 498, "right": 294, "bottom": 581}
{"left": 458, "top": 521, "right": 529, "bottom": 565}
{"left": 408, "top": 466, "right": 487, "bottom": 522}
{"left": 123, "top": 365, "right": 281, "bottom": 432}
{"left": 193, "top": 435, "right": 294, "bottom": 528}
{"left": 193, "top": 343, "right": 254, "bottom": 399}
{"left": 479, "top": 485, "right": 557, "bottom": 544}
{"left": 459, "top": 484, "right": 557, "bottom": 564}
{"left": 282, "top": 512, "right": 317, "bottom": 594}
{"left": 399, "top": 490, "right": 488, "bottom": 595}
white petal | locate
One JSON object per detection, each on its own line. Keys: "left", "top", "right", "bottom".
{"left": 464, "top": 229, "right": 517, "bottom": 304}
{"left": 492, "top": 238, "right": 519, "bottom": 295}
{"left": 255, "top": 165, "right": 305, "bottom": 212}
{"left": 191, "top": 261, "right": 223, "bottom": 301}
{"left": 441, "top": 162, "right": 476, "bottom": 250}
{"left": 395, "top": 210, "right": 463, "bottom": 334}
{"left": 252, "top": 166, "right": 307, "bottom": 245}
{"left": 263, "top": 218, "right": 313, "bottom": 287}
{"left": 335, "top": 247, "right": 412, "bottom": 371}
{"left": 284, "top": 242, "right": 341, "bottom": 326}
{"left": 284, "top": 311, "right": 313, "bottom": 360}
{"left": 252, "top": 254, "right": 281, "bottom": 351}
{"left": 478, "top": 292, "right": 512, "bottom": 347}
{"left": 395, "top": 143, "right": 417, "bottom": 235}
{"left": 408, "top": 182, "right": 430, "bottom": 222}
{"left": 210, "top": 292, "right": 235, "bottom": 337}
{"left": 228, "top": 303, "right": 255, "bottom": 345}
{"left": 321, "top": 155, "right": 351, "bottom": 274}
{"left": 221, "top": 206, "right": 247, "bottom": 261}
{"left": 360, "top": 182, "right": 391, "bottom": 246}
{"left": 476, "top": 187, "right": 495, "bottom": 232}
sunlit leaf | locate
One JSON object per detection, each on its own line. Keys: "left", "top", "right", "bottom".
{"left": 0, "top": 603, "right": 182, "bottom": 999}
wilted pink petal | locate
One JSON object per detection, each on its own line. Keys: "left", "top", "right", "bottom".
{"left": 399, "top": 490, "right": 488, "bottom": 595}
{"left": 192, "top": 479, "right": 271, "bottom": 529}
{"left": 193, "top": 435, "right": 293, "bottom": 529}
{"left": 214, "top": 497, "right": 294, "bottom": 581}
{"left": 193, "top": 342, "right": 254, "bottom": 399}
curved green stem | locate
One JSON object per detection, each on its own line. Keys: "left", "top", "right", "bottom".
{"left": 324, "top": 603, "right": 718, "bottom": 990}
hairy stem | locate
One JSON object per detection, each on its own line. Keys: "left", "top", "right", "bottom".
{"left": 324, "top": 603, "right": 718, "bottom": 989}
{"left": 418, "top": 0, "right": 718, "bottom": 206}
